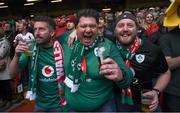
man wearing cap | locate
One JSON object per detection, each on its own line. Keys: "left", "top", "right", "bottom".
{"left": 66, "top": 15, "right": 77, "bottom": 31}
{"left": 114, "top": 12, "right": 171, "bottom": 112}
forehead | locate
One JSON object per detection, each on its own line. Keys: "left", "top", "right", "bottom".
{"left": 117, "top": 18, "right": 136, "bottom": 25}
{"left": 78, "top": 17, "right": 97, "bottom": 24}
{"left": 4, "top": 23, "right": 10, "bottom": 27}
{"left": 34, "top": 21, "right": 48, "bottom": 27}
{"left": 146, "top": 14, "right": 153, "bottom": 17}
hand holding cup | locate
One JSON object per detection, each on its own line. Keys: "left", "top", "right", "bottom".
{"left": 141, "top": 89, "right": 153, "bottom": 112}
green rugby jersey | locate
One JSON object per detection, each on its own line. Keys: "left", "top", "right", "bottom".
{"left": 58, "top": 32, "right": 133, "bottom": 111}
{"left": 18, "top": 46, "right": 60, "bottom": 109}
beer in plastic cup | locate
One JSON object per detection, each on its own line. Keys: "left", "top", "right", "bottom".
{"left": 141, "top": 89, "right": 153, "bottom": 112}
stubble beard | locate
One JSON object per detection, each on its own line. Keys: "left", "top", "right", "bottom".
{"left": 38, "top": 35, "right": 52, "bottom": 47}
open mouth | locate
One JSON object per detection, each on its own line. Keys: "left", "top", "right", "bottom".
{"left": 121, "top": 33, "right": 130, "bottom": 38}
{"left": 84, "top": 34, "right": 92, "bottom": 39}
{"left": 84, "top": 37, "right": 91, "bottom": 42}
{"left": 119, "top": 33, "right": 132, "bottom": 41}
{"left": 122, "top": 34, "right": 129, "bottom": 37}
{"left": 83, "top": 35, "right": 93, "bottom": 45}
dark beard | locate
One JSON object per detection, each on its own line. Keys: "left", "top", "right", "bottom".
{"left": 124, "top": 36, "right": 136, "bottom": 46}
{"left": 39, "top": 35, "right": 52, "bottom": 47}
{"left": 117, "top": 35, "right": 136, "bottom": 47}
{"left": 115, "top": 30, "right": 137, "bottom": 47}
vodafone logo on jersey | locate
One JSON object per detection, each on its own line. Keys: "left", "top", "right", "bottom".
{"left": 42, "top": 65, "right": 54, "bottom": 77}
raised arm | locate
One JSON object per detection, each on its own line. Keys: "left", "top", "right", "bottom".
{"left": 9, "top": 40, "right": 29, "bottom": 78}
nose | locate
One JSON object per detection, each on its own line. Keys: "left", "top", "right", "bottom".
{"left": 85, "top": 26, "right": 92, "bottom": 33}
{"left": 122, "top": 25, "right": 128, "bottom": 31}
{"left": 34, "top": 29, "right": 40, "bottom": 36}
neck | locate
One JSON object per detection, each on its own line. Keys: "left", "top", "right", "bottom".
{"left": 146, "top": 22, "right": 152, "bottom": 27}
{"left": 98, "top": 27, "right": 104, "bottom": 32}
{"left": 21, "top": 30, "right": 27, "bottom": 35}
{"left": 68, "top": 28, "right": 75, "bottom": 31}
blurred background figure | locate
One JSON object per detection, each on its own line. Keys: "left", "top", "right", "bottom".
{"left": 104, "top": 13, "right": 115, "bottom": 42}
{"left": 66, "top": 15, "right": 77, "bottom": 31}
{"left": 159, "top": 0, "right": 180, "bottom": 111}
{"left": 55, "top": 15, "right": 67, "bottom": 37}
{"left": 142, "top": 11, "right": 159, "bottom": 37}
{"left": 3, "top": 21, "right": 17, "bottom": 59}
{"left": 98, "top": 14, "right": 106, "bottom": 40}
{"left": 0, "top": 27, "right": 12, "bottom": 111}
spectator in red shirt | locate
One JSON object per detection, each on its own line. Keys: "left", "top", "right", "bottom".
{"left": 143, "top": 12, "right": 159, "bottom": 37}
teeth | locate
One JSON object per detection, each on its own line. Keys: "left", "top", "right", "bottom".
{"left": 122, "top": 34, "right": 128, "bottom": 37}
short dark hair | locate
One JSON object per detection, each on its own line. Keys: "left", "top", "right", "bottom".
{"left": 34, "top": 16, "right": 56, "bottom": 30}
{"left": 76, "top": 9, "right": 99, "bottom": 24}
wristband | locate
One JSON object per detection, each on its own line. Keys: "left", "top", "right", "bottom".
{"left": 152, "top": 88, "right": 161, "bottom": 96}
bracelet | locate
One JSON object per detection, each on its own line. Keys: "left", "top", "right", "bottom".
{"left": 152, "top": 88, "right": 161, "bottom": 96}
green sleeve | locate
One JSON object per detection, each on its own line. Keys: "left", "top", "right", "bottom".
{"left": 18, "top": 53, "right": 29, "bottom": 69}
{"left": 56, "top": 31, "right": 72, "bottom": 45}
{"left": 115, "top": 70, "right": 133, "bottom": 88}
{"left": 108, "top": 39, "right": 133, "bottom": 88}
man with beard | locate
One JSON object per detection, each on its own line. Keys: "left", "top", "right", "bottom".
{"left": 9, "top": 16, "right": 66, "bottom": 112}
{"left": 114, "top": 12, "right": 171, "bottom": 112}
{"left": 58, "top": 9, "right": 133, "bottom": 112}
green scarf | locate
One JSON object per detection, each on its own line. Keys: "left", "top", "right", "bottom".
{"left": 26, "top": 43, "right": 38, "bottom": 100}
{"left": 64, "top": 37, "right": 99, "bottom": 93}
{"left": 116, "top": 37, "right": 143, "bottom": 105}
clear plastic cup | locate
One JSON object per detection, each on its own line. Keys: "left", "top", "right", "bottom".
{"left": 141, "top": 89, "right": 153, "bottom": 112}
{"left": 22, "top": 38, "right": 33, "bottom": 56}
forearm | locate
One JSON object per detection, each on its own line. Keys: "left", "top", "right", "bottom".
{"left": 153, "top": 69, "right": 171, "bottom": 92}
{"left": 9, "top": 53, "right": 21, "bottom": 78}
{"left": 116, "top": 69, "right": 133, "bottom": 88}
{"left": 166, "top": 56, "right": 180, "bottom": 70}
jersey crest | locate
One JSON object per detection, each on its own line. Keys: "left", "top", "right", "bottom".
{"left": 135, "top": 54, "right": 145, "bottom": 63}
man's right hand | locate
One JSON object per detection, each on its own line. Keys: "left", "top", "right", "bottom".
{"left": 15, "top": 40, "right": 29, "bottom": 56}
